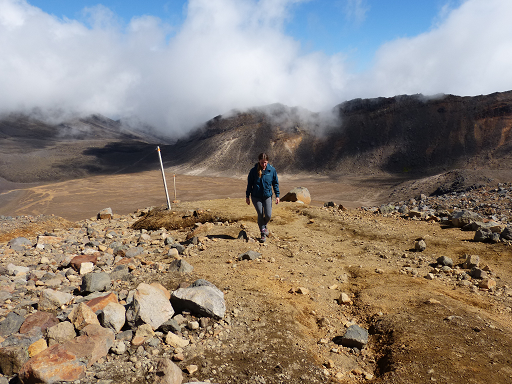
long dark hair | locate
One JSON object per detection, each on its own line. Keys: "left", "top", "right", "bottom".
{"left": 257, "top": 153, "right": 269, "bottom": 178}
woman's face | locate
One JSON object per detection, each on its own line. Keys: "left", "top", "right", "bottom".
{"left": 259, "top": 159, "right": 268, "bottom": 170}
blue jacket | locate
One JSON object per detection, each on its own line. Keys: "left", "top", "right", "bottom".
{"left": 246, "top": 163, "right": 280, "bottom": 199}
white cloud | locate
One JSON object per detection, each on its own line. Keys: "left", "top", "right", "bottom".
{"left": 0, "top": 0, "right": 512, "bottom": 136}
{"left": 343, "top": 0, "right": 370, "bottom": 25}
{"left": 356, "top": 0, "right": 512, "bottom": 98}
{"left": 0, "top": 0, "right": 347, "bottom": 135}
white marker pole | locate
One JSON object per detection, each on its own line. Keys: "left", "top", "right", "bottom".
{"left": 173, "top": 174, "right": 177, "bottom": 201}
{"left": 157, "top": 146, "right": 171, "bottom": 210}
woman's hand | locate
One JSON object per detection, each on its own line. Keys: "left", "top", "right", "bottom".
{"left": 275, "top": 197, "right": 280, "bottom": 204}
{"left": 246, "top": 197, "right": 250, "bottom": 205}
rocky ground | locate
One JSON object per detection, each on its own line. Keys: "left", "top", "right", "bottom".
{"left": 1, "top": 182, "right": 512, "bottom": 384}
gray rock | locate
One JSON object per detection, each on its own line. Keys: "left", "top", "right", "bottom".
{"left": 170, "top": 243, "right": 186, "bottom": 254}
{"left": 133, "top": 283, "right": 174, "bottom": 330}
{"left": 450, "top": 210, "right": 482, "bottom": 228}
{"left": 337, "top": 324, "right": 369, "bottom": 349}
{"left": 379, "top": 204, "right": 395, "bottom": 214}
{"left": 491, "top": 232, "right": 501, "bottom": 243}
{"left": 125, "top": 247, "right": 144, "bottom": 258}
{"left": 97, "top": 207, "right": 113, "bottom": 219}
{"left": 470, "top": 268, "right": 488, "bottom": 279}
{"left": 437, "top": 256, "right": 453, "bottom": 267}
{"left": 0, "top": 312, "right": 25, "bottom": 337}
{"left": 415, "top": 239, "right": 426, "bottom": 252}
{"left": 474, "top": 228, "right": 493, "bottom": 243}
{"left": 238, "top": 250, "right": 262, "bottom": 261}
{"left": 38, "top": 289, "right": 74, "bottom": 311}
{"left": 164, "top": 236, "right": 175, "bottom": 245}
{"left": 81, "top": 272, "right": 111, "bottom": 293}
{"left": 1, "top": 329, "right": 43, "bottom": 348}
{"left": 168, "top": 259, "right": 194, "bottom": 273}
{"left": 281, "top": 187, "right": 311, "bottom": 204}
{"left": 501, "top": 226, "right": 512, "bottom": 240}
{"left": 7, "top": 237, "right": 32, "bottom": 251}
{"left": 116, "top": 330, "right": 133, "bottom": 341}
{"left": 109, "top": 265, "right": 130, "bottom": 281}
{"left": 154, "top": 358, "right": 183, "bottom": 384}
{"left": 158, "top": 319, "right": 182, "bottom": 333}
{"left": 100, "top": 302, "right": 126, "bottom": 333}
{"left": 110, "top": 340, "right": 127, "bottom": 355}
{"left": 0, "top": 344, "right": 29, "bottom": 376}
{"left": 462, "top": 255, "right": 480, "bottom": 269}
{"left": 6, "top": 263, "right": 30, "bottom": 276}
{"left": 46, "top": 321, "right": 76, "bottom": 347}
{"left": 113, "top": 245, "right": 129, "bottom": 257}
{"left": 171, "top": 285, "right": 226, "bottom": 320}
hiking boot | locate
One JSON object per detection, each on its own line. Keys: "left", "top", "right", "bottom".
{"left": 262, "top": 228, "right": 269, "bottom": 236}
{"left": 259, "top": 233, "right": 266, "bottom": 243}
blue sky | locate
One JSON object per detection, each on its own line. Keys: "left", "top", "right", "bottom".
{"left": 1, "top": 0, "right": 511, "bottom": 135}
{"left": 27, "top": 0, "right": 450, "bottom": 71}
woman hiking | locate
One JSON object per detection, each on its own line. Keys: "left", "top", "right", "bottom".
{"left": 246, "top": 153, "right": 280, "bottom": 243}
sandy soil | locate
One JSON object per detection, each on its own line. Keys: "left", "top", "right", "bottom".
{"left": 0, "top": 170, "right": 402, "bottom": 221}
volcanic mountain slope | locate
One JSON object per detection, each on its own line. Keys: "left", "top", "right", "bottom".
{"left": 0, "top": 113, "right": 168, "bottom": 186}
{"left": 161, "top": 91, "right": 512, "bottom": 179}
{"left": 2, "top": 90, "right": 512, "bottom": 196}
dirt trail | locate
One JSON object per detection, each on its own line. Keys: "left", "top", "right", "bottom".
{"left": 127, "top": 198, "right": 512, "bottom": 383}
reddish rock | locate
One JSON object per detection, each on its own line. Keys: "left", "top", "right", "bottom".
{"left": 79, "top": 324, "right": 115, "bottom": 365}
{"left": 19, "top": 311, "right": 59, "bottom": 334}
{"left": 86, "top": 292, "right": 118, "bottom": 313}
{"left": 18, "top": 343, "right": 86, "bottom": 383}
{"left": 19, "top": 326, "right": 115, "bottom": 383}
{"left": 68, "top": 303, "right": 100, "bottom": 331}
{"left": 36, "top": 235, "right": 63, "bottom": 245}
{"left": 70, "top": 255, "right": 98, "bottom": 272}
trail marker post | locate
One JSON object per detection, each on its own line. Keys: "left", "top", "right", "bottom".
{"left": 157, "top": 146, "right": 171, "bottom": 210}
{"left": 173, "top": 174, "right": 177, "bottom": 201}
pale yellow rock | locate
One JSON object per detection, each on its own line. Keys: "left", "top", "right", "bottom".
{"left": 338, "top": 292, "right": 352, "bottom": 305}
{"left": 185, "top": 364, "right": 198, "bottom": 374}
{"left": 68, "top": 302, "right": 100, "bottom": 330}
{"left": 28, "top": 338, "right": 47, "bottom": 357}
{"left": 135, "top": 323, "right": 155, "bottom": 338}
{"left": 165, "top": 332, "right": 190, "bottom": 348}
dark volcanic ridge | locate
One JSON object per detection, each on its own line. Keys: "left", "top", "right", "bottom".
{"left": 1, "top": 91, "right": 512, "bottom": 196}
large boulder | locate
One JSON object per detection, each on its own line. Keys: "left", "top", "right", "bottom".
{"left": 19, "top": 325, "right": 114, "bottom": 383}
{"left": 450, "top": 210, "right": 482, "bottom": 228}
{"left": 171, "top": 281, "right": 225, "bottom": 320}
{"left": 280, "top": 187, "right": 311, "bottom": 205}
{"left": 133, "top": 283, "right": 174, "bottom": 330}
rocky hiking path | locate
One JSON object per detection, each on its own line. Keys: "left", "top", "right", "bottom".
{"left": 0, "top": 185, "right": 512, "bottom": 383}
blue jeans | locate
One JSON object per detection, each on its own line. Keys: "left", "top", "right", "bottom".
{"left": 251, "top": 196, "right": 272, "bottom": 233}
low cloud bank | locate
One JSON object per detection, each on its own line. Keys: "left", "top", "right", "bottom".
{"left": 1, "top": 0, "right": 511, "bottom": 137}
